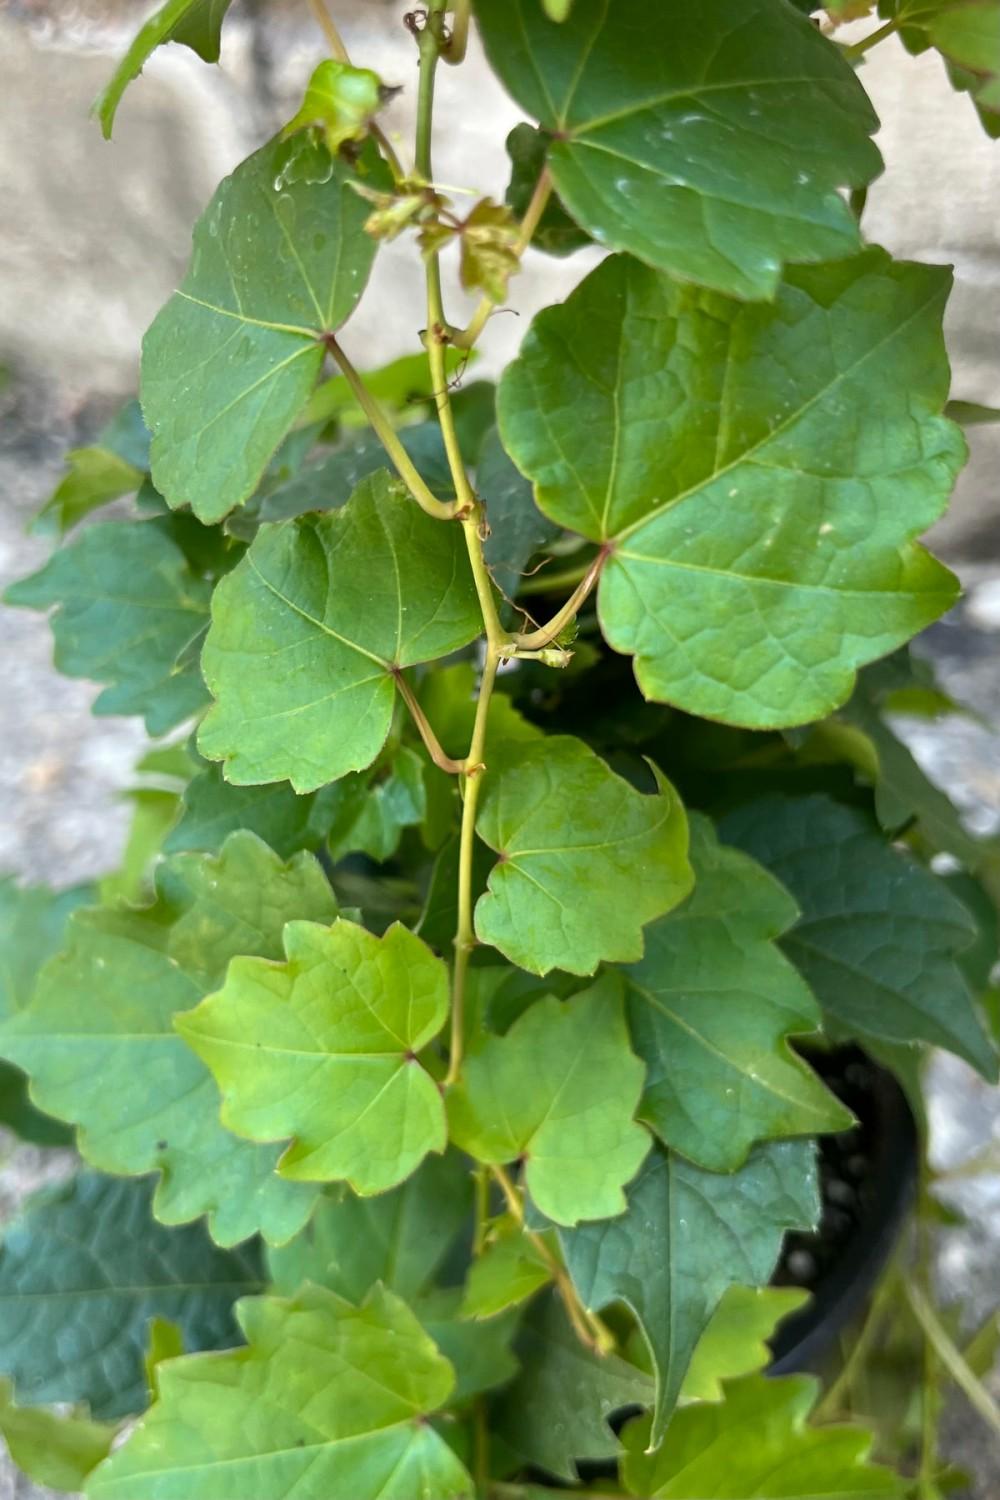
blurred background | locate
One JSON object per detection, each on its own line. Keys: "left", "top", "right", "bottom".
{"left": 0, "top": 2, "right": 999, "bottom": 1494}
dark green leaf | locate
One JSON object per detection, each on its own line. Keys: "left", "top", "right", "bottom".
{"left": 199, "top": 472, "right": 482, "bottom": 790}
{"left": 621, "top": 1374, "right": 901, "bottom": 1496}
{"left": 447, "top": 973, "right": 650, "bottom": 1225}
{"left": 33, "top": 398, "right": 149, "bottom": 536}
{"left": 498, "top": 250, "right": 962, "bottom": 728}
{"left": 95, "top": 0, "right": 235, "bottom": 137}
{"left": 165, "top": 763, "right": 338, "bottom": 858}
{"left": 474, "top": 0, "right": 880, "bottom": 298}
{"left": 267, "top": 1151, "right": 473, "bottom": 1301}
{"left": 0, "top": 1377, "right": 114, "bottom": 1493}
{"left": 558, "top": 1138, "right": 819, "bottom": 1443}
{"left": 416, "top": 1288, "right": 520, "bottom": 1403}
{"left": 0, "top": 1172, "right": 262, "bottom": 1420}
{"left": 478, "top": 424, "right": 560, "bottom": 603}
{"left": 624, "top": 815, "right": 851, "bottom": 1171}
{"left": 505, "top": 124, "right": 592, "bottom": 257}
{"left": 86, "top": 1284, "right": 473, "bottom": 1498}
{"left": 326, "top": 745, "right": 427, "bottom": 862}
{"left": 475, "top": 735, "right": 692, "bottom": 974}
{"left": 178, "top": 919, "right": 450, "bottom": 1192}
{"left": 5, "top": 518, "right": 211, "bottom": 734}
{"left": 141, "top": 136, "right": 387, "bottom": 523}
{"left": 721, "top": 794, "right": 998, "bottom": 1076}
{"left": 257, "top": 424, "right": 453, "bottom": 525}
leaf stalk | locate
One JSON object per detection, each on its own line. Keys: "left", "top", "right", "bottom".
{"left": 393, "top": 671, "right": 466, "bottom": 774}
{"left": 454, "top": 166, "right": 555, "bottom": 350}
{"left": 511, "top": 546, "right": 609, "bottom": 649}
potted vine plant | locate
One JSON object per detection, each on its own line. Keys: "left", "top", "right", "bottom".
{"left": 2, "top": 0, "right": 1000, "bottom": 1496}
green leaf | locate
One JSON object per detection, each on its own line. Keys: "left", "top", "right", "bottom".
{"left": 282, "top": 61, "right": 386, "bottom": 155}
{"left": 624, "top": 814, "right": 852, "bottom": 1171}
{"left": 144, "top": 1317, "right": 186, "bottom": 1401}
{"left": 255, "top": 423, "right": 452, "bottom": 525}
{"left": 946, "top": 397, "right": 1000, "bottom": 425}
{"left": 85, "top": 1284, "right": 473, "bottom": 1499}
{"left": 0, "top": 878, "right": 93, "bottom": 1145}
{"left": 720, "top": 794, "right": 998, "bottom": 1077}
{"left": 478, "top": 424, "right": 560, "bottom": 603}
{"left": 0, "top": 834, "right": 336, "bottom": 1245}
{"left": 460, "top": 1216, "right": 553, "bottom": 1318}
{"left": 0, "top": 1172, "right": 262, "bottom": 1420}
{"left": 99, "top": 787, "right": 183, "bottom": 905}
{"left": 198, "top": 472, "right": 482, "bottom": 790}
{"left": 165, "top": 763, "right": 338, "bottom": 858}
{"left": 141, "top": 136, "right": 387, "bottom": 523}
{"left": 32, "top": 398, "right": 150, "bottom": 535}
{"left": 679, "top": 1285, "right": 810, "bottom": 1404}
{"left": 178, "top": 919, "right": 450, "bottom": 1192}
{"left": 326, "top": 746, "right": 427, "bottom": 863}
{"left": 558, "top": 1138, "right": 819, "bottom": 1443}
{"left": 505, "top": 124, "right": 592, "bottom": 257}
{"left": 490, "top": 1293, "right": 653, "bottom": 1480}
{"left": 417, "top": 1289, "right": 520, "bottom": 1403}
{"left": 498, "top": 250, "right": 963, "bottom": 729}
{"left": 268, "top": 1151, "right": 473, "bottom": 1301}
{"left": 621, "top": 1375, "right": 901, "bottom": 1497}
{"left": 95, "top": 0, "right": 235, "bottom": 137}
{"left": 5, "top": 518, "right": 211, "bottom": 734}
{"left": 474, "top": 0, "right": 880, "bottom": 298}
{"left": 0, "top": 1378, "right": 115, "bottom": 1493}
{"left": 474, "top": 734, "right": 691, "bottom": 975}
{"left": 447, "top": 974, "right": 650, "bottom": 1225}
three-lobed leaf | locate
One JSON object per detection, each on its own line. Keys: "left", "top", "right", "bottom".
{"left": 141, "top": 136, "right": 387, "bottom": 522}
{"left": 447, "top": 973, "right": 650, "bottom": 1225}
{"left": 720, "top": 793, "right": 998, "bottom": 1077}
{"left": 624, "top": 814, "right": 852, "bottom": 1171}
{"left": 178, "top": 919, "right": 450, "bottom": 1192}
{"left": 498, "top": 249, "right": 963, "bottom": 729}
{"left": 199, "top": 471, "right": 482, "bottom": 790}
{"left": 85, "top": 1284, "right": 473, "bottom": 1499}
{"left": 474, "top": 0, "right": 880, "bottom": 298}
{"left": 474, "top": 735, "right": 692, "bottom": 974}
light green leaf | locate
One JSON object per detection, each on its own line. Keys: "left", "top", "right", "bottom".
{"left": 141, "top": 136, "right": 386, "bottom": 523}
{"left": 178, "top": 919, "right": 450, "bottom": 1192}
{"left": 447, "top": 974, "right": 650, "bottom": 1225}
{"left": 5, "top": 518, "right": 211, "bottom": 734}
{"left": 624, "top": 815, "right": 851, "bottom": 1171}
{"left": 100, "top": 787, "right": 183, "bottom": 905}
{"left": 720, "top": 794, "right": 998, "bottom": 1077}
{"left": 86, "top": 1283, "right": 473, "bottom": 1500}
{"left": 283, "top": 60, "right": 386, "bottom": 155}
{"left": 95, "top": 0, "right": 235, "bottom": 137}
{"left": 0, "top": 834, "right": 335, "bottom": 1245}
{"left": 474, "top": 0, "right": 879, "bottom": 298}
{"left": 474, "top": 735, "right": 691, "bottom": 975}
{"left": 198, "top": 472, "right": 482, "bottom": 790}
{"left": 460, "top": 1216, "right": 553, "bottom": 1319}
{"left": 0, "top": 878, "right": 93, "bottom": 1146}
{"left": 679, "top": 1286, "right": 810, "bottom": 1404}
{"left": 268, "top": 1151, "right": 473, "bottom": 1301}
{"left": 621, "top": 1375, "right": 901, "bottom": 1496}
{"left": 558, "top": 1138, "right": 819, "bottom": 1443}
{"left": 0, "top": 1172, "right": 262, "bottom": 1420}
{"left": 144, "top": 1318, "right": 185, "bottom": 1401}
{"left": 0, "top": 1378, "right": 115, "bottom": 1493}
{"left": 498, "top": 250, "right": 963, "bottom": 729}
{"left": 165, "top": 763, "right": 338, "bottom": 858}
{"left": 34, "top": 449, "right": 142, "bottom": 536}
{"left": 490, "top": 1294, "right": 653, "bottom": 1480}
{"left": 478, "top": 424, "right": 560, "bottom": 603}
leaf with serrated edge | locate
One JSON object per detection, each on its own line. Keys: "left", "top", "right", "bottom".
{"left": 0, "top": 1173, "right": 262, "bottom": 1421}
{"left": 95, "top": 0, "right": 235, "bottom": 137}
{"left": 268, "top": 1152, "right": 473, "bottom": 1302}
{"left": 621, "top": 1374, "right": 901, "bottom": 1497}
{"left": 140, "top": 136, "right": 387, "bottom": 522}
{"left": 447, "top": 973, "right": 650, "bottom": 1225}
{"left": 624, "top": 814, "right": 851, "bottom": 1171}
{"left": 178, "top": 919, "right": 449, "bottom": 1192}
{"left": 0, "top": 1377, "right": 114, "bottom": 1493}
{"left": 497, "top": 250, "right": 962, "bottom": 729}
{"left": 558, "top": 1138, "right": 819, "bottom": 1443}
{"left": 5, "top": 519, "right": 211, "bottom": 735}
{"left": 0, "top": 834, "right": 335, "bottom": 1246}
{"left": 460, "top": 1216, "right": 553, "bottom": 1319}
{"left": 165, "top": 764, "right": 335, "bottom": 859}
{"left": 474, "top": 735, "right": 691, "bottom": 975}
{"left": 474, "top": 0, "right": 880, "bottom": 298}
{"left": 720, "top": 793, "right": 998, "bottom": 1078}
{"left": 85, "top": 1284, "right": 473, "bottom": 1500}
{"left": 198, "top": 472, "right": 482, "bottom": 790}
{"left": 678, "top": 1286, "right": 810, "bottom": 1404}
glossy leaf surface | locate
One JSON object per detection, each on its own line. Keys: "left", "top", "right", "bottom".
{"left": 624, "top": 815, "right": 851, "bottom": 1170}
{"left": 199, "top": 472, "right": 482, "bottom": 790}
{"left": 178, "top": 920, "right": 450, "bottom": 1192}
{"left": 474, "top": 735, "right": 692, "bottom": 974}
{"left": 498, "top": 251, "right": 962, "bottom": 728}
{"left": 474, "top": 0, "right": 880, "bottom": 298}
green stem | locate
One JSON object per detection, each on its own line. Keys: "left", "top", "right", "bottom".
{"left": 393, "top": 672, "right": 465, "bottom": 774}
{"left": 511, "top": 547, "right": 608, "bottom": 650}
{"left": 845, "top": 16, "right": 900, "bottom": 59}
{"left": 324, "top": 336, "right": 457, "bottom": 519}
{"left": 443, "top": 0, "right": 471, "bottom": 64}
{"left": 814, "top": 1262, "right": 897, "bottom": 1420}
{"left": 454, "top": 165, "right": 554, "bottom": 351}
{"left": 905, "top": 1278, "right": 1000, "bottom": 1440}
